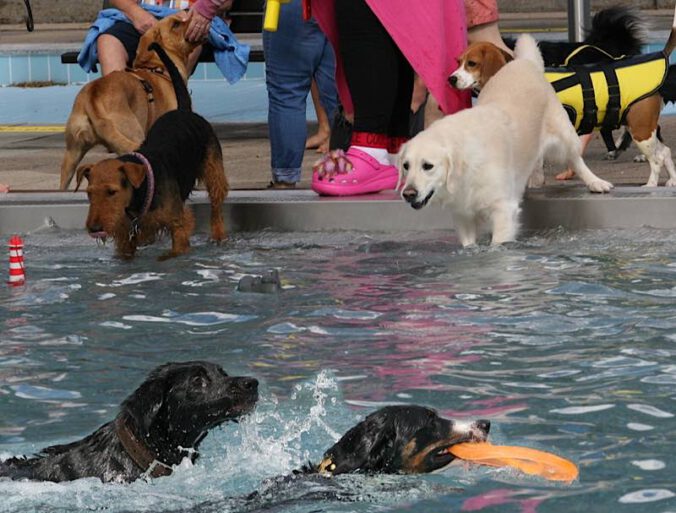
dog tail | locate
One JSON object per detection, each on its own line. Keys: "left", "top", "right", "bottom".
{"left": 664, "top": 3, "right": 676, "bottom": 57}
{"left": 584, "top": 6, "right": 648, "bottom": 56}
{"left": 514, "top": 34, "right": 544, "bottom": 72}
{"left": 148, "top": 42, "right": 192, "bottom": 112}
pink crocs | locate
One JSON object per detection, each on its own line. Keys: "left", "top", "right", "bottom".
{"left": 311, "top": 147, "right": 399, "bottom": 196}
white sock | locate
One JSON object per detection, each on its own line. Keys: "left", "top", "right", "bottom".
{"left": 352, "top": 145, "right": 389, "bottom": 165}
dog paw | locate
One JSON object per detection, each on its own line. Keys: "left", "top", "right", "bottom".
{"left": 604, "top": 151, "right": 618, "bottom": 161}
{"left": 633, "top": 154, "right": 647, "bottom": 163}
{"left": 588, "top": 179, "right": 614, "bottom": 193}
{"left": 666, "top": 179, "right": 676, "bottom": 187}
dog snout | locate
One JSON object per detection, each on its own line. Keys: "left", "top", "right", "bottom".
{"left": 402, "top": 187, "right": 418, "bottom": 204}
{"left": 448, "top": 74, "right": 458, "bottom": 87}
{"left": 476, "top": 419, "right": 490, "bottom": 434}
{"left": 87, "top": 223, "right": 107, "bottom": 238}
{"left": 471, "top": 419, "right": 490, "bottom": 441}
{"left": 234, "top": 377, "right": 258, "bottom": 393}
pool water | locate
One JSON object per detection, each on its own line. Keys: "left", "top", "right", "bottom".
{"left": 0, "top": 228, "right": 675, "bottom": 513}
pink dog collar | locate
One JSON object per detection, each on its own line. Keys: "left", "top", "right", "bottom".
{"left": 129, "top": 151, "right": 155, "bottom": 218}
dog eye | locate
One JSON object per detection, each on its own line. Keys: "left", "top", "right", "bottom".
{"left": 467, "top": 60, "right": 477, "bottom": 68}
{"left": 422, "top": 162, "right": 434, "bottom": 171}
{"left": 403, "top": 162, "right": 409, "bottom": 171}
{"left": 172, "top": 20, "right": 181, "bottom": 29}
{"left": 107, "top": 189, "right": 116, "bottom": 197}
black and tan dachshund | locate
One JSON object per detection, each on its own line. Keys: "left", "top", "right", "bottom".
{"left": 0, "top": 361, "right": 258, "bottom": 483}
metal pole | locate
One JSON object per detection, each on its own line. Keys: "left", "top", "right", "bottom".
{"left": 568, "top": 0, "right": 591, "bottom": 43}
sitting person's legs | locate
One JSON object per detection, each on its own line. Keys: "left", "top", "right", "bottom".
{"left": 97, "top": 16, "right": 202, "bottom": 76}
{"left": 97, "top": 21, "right": 141, "bottom": 75}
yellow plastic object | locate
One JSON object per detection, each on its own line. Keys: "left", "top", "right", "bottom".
{"left": 448, "top": 442, "right": 579, "bottom": 482}
{"left": 263, "top": 0, "right": 291, "bottom": 32}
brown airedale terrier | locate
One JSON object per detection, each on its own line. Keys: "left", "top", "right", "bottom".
{"left": 75, "top": 42, "right": 227, "bottom": 260}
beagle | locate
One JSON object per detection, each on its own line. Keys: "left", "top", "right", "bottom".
{"left": 450, "top": 19, "right": 676, "bottom": 188}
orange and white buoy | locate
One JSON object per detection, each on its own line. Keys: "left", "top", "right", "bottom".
{"left": 8, "top": 235, "right": 25, "bottom": 287}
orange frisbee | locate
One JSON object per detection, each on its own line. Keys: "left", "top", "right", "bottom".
{"left": 448, "top": 442, "right": 578, "bottom": 482}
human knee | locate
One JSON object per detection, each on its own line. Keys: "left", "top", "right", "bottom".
{"left": 97, "top": 34, "right": 129, "bottom": 74}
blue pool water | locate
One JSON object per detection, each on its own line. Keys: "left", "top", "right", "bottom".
{"left": 0, "top": 228, "right": 675, "bottom": 512}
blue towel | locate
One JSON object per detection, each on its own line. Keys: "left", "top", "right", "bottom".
{"left": 77, "top": 4, "right": 250, "bottom": 84}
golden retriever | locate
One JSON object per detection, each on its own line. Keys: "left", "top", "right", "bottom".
{"left": 399, "top": 35, "right": 613, "bottom": 247}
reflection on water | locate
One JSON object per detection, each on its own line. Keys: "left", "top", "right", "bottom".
{"left": 0, "top": 229, "right": 675, "bottom": 513}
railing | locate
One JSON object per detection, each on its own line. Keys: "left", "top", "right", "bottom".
{"left": 567, "top": 0, "right": 590, "bottom": 43}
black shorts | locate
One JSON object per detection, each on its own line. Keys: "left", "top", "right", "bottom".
{"left": 101, "top": 21, "right": 145, "bottom": 66}
{"left": 100, "top": 20, "right": 214, "bottom": 71}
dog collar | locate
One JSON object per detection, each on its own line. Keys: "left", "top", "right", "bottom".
{"left": 317, "top": 456, "right": 336, "bottom": 475}
{"left": 129, "top": 151, "right": 155, "bottom": 218}
{"left": 114, "top": 415, "right": 173, "bottom": 479}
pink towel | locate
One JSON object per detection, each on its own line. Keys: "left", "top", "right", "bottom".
{"left": 310, "top": 0, "right": 471, "bottom": 116}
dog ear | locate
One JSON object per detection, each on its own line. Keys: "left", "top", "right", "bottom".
{"left": 396, "top": 142, "right": 409, "bottom": 191}
{"left": 120, "top": 364, "right": 174, "bottom": 435}
{"left": 133, "top": 26, "right": 163, "bottom": 69}
{"left": 323, "top": 413, "right": 398, "bottom": 474}
{"left": 479, "top": 45, "right": 510, "bottom": 88}
{"left": 443, "top": 146, "right": 463, "bottom": 195}
{"left": 74, "top": 164, "right": 92, "bottom": 192}
{"left": 120, "top": 163, "right": 147, "bottom": 189}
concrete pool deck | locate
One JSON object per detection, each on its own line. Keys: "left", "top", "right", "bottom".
{"left": 2, "top": 9, "right": 676, "bottom": 234}
{"left": 2, "top": 119, "right": 676, "bottom": 234}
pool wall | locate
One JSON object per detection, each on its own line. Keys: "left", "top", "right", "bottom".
{"left": 2, "top": 188, "right": 676, "bottom": 235}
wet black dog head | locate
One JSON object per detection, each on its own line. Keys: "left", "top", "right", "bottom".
{"left": 317, "top": 405, "right": 489, "bottom": 475}
{"left": 121, "top": 361, "right": 258, "bottom": 464}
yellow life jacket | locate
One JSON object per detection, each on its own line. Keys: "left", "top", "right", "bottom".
{"left": 544, "top": 48, "right": 669, "bottom": 134}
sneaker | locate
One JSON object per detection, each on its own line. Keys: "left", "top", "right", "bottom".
{"left": 311, "top": 147, "right": 398, "bottom": 196}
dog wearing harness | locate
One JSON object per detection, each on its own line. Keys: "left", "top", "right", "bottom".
{"left": 451, "top": 3, "right": 676, "bottom": 187}
{"left": 75, "top": 42, "right": 228, "bottom": 260}
{"left": 546, "top": 30, "right": 676, "bottom": 187}
{"left": 546, "top": 48, "right": 668, "bottom": 137}
{"left": 60, "top": 14, "right": 202, "bottom": 191}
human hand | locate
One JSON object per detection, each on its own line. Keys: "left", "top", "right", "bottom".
{"left": 185, "top": 8, "right": 211, "bottom": 43}
{"left": 312, "top": 149, "right": 353, "bottom": 179}
{"left": 128, "top": 6, "right": 157, "bottom": 34}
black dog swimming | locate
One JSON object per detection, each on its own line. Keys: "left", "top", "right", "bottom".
{"left": 225, "top": 405, "right": 490, "bottom": 511}
{"left": 0, "top": 361, "right": 258, "bottom": 483}
{"left": 306, "top": 405, "right": 490, "bottom": 475}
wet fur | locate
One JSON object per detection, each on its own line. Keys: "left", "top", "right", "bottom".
{"left": 304, "top": 405, "right": 490, "bottom": 475}
{"left": 75, "top": 42, "right": 229, "bottom": 260}
{"left": 0, "top": 362, "right": 258, "bottom": 483}
{"left": 238, "top": 406, "right": 489, "bottom": 509}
